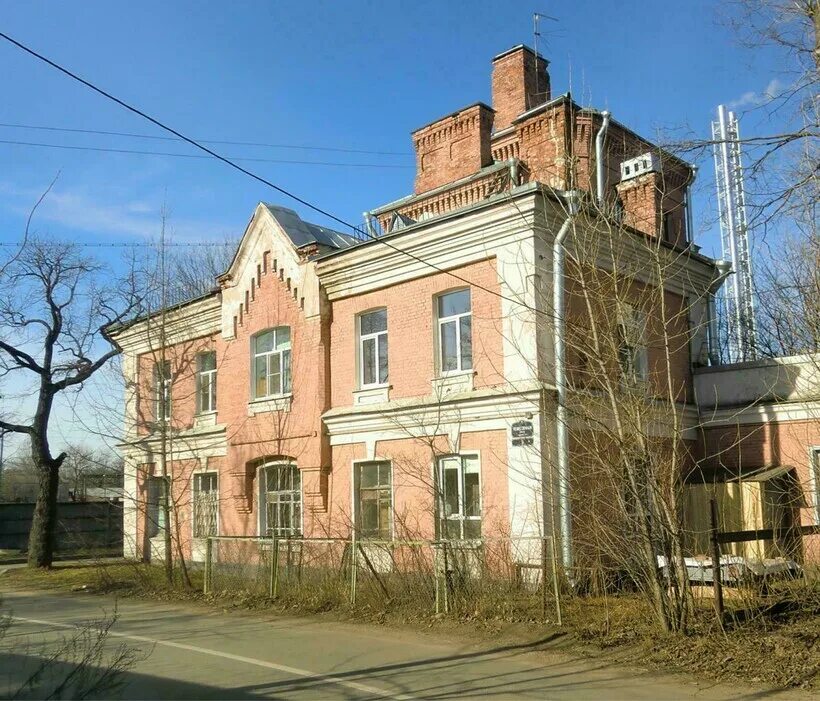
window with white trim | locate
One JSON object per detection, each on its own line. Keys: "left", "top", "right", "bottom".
{"left": 438, "top": 454, "right": 481, "bottom": 540}
{"left": 252, "top": 327, "right": 291, "bottom": 399}
{"left": 196, "top": 351, "right": 217, "bottom": 413}
{"left": 359, "top": 309, "right": 388, "bottom": 387}
{"left": 617, "top": 303, "right": 648, "bottom": 384}
{"left": 260, "top": 463, "right": 301, "bottom": 538}
{"left": 192, "top": 472, "right": 218, "bottom": 538}
{"left": 437, "top": 289, "right": 472, "bottom": 373}
{"left": 356, "top": 461, "right": 392, "bottom": 539}
{"left": 153, "top": 360, "right": 171, "bottom": 423}
{"left": 146, "top": 475, "right": 166, "bottom": 538}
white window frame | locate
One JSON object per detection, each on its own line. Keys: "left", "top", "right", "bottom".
{"left": 358, "top": 309, "right": 388, "bottom": 388}
{"left": 258, "top": 462, "right": 302, "bottom": 538}
{"left": 154, "top": 360, "right": 171, "bottom": 424}
{"left": 196, "top": 351, "right": 217, "bottom": 414}
{"left": 436, "top": 289, "right": 472, "bottom": 375}
{"left": 810, "top": 446, "right": 820, "bottom": 524}
{"left": 617, "top": 303, "right": 649, "bottom": 384}
{"left": 192, "top": 471, "right": 219, "bottom": 539}
{"left": 437, "top": 454, "right": 481, "bottom": 541}
{"left": 252, "top": 327, "right": 291, "bottom": 400}
{"left": 354, "top": 460, "right": 393, "bottom": 540}
{"left": 146, "top": 474, "right": 167, "bottom": 538}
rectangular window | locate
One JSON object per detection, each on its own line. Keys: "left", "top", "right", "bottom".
{"left": 192, "top": 472, "right": 218, "bottom": 538}
{"left": 253, "top": 327, "right": 291, "bottom": 399}
{"left": 359, "top": 309, "right": 388, "bottom": 387}
{"left": 260, "top": 464, "right": 301, "bottom": 538}
{"left": 438, "top": 455, "right": 481, "bottom": 540}
{"left": 356, "top": 461, "right": 392, "bottom": 539}
{"left": 437, "top": 289, "right": 472, "bottom": 374}
{"left": 153, "top": 360, "right": 171, "bottom": 423}
{"left": 146, "top": 475, "right": 167, "bottom": 538}
{"left": 196, "top": 351, "right": 217, "bottom": 413}
{"left": 812, "top": 449, "right": 820, "bottom": 523}
{"left": 617, "top": 304, "right": 649, "bottom": 384}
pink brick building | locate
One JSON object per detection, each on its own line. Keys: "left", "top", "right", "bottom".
{"left": 112, "top": 46, "right": 820, "bottom": 569}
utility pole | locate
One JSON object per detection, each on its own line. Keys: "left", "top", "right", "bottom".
{"left": 0, "top": 426, "right": 6, "bottom": 499}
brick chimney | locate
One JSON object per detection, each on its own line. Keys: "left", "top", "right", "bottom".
{"left": 412, "top": 103, "right": 494, "bottom": 194}
{"left": 491, "top": 45, "right": 550, "bottom": 132}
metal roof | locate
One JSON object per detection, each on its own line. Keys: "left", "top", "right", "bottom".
{"left": 264, "top": 204, "right": 359, "bottom": 251}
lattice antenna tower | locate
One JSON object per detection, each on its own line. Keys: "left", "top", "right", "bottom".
{"left": 712, "top": 105, "right": 757, "bottom": 363}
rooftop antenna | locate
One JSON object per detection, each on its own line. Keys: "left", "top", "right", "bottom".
{"left": 712, "top": 105, "right": 757, "bottom": 363}
{"left": 533, "top": 12, "right": 558, "bottom": 102}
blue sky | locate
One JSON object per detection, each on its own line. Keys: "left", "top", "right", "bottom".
{"left": 0, "top": 1, "right": 792, "bottom": 456}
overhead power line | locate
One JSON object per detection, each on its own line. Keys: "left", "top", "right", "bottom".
{"left": 0, "top": 138, "right": 414, "bottom": 168}
{"left": 0, "top": 31, "right": 548, "bottom": 318}
{"left": 0, "top": 122, "right": 413, "bottom": 157}
{"left": 0, "top": 241, "right": 237, "bottom": 248}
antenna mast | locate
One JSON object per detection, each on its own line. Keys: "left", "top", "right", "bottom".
{"left": 712, "top": 105, "right": 757, "bottom": 363}
{"left": 533, "top": 12, "right": 557, "bottom": 102}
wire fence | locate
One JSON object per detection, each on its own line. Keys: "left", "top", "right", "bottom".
{"left": 203, "top": 535, "right": 562, "bottom": 623}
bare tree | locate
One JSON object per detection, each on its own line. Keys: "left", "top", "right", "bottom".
{"left": 0, "top": 235, "right": 145, "bottom": 568}
{"left": 165, "top": 237, "right": 236, "bottom": 304}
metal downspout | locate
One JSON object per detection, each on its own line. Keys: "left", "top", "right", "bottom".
{"left": 595, "top": 111, "right": 611, "bottom": 207}
{"left": 553, "top": 191, "right": 580, "bottom": 576}
{"left": 707, "top": 260, "right": 733, "bottom": 365}
{"left": 685, "top": 166, "right": 697, "bottom": 245}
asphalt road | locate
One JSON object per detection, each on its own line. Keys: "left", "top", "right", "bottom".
{"left": 0, "top": 588, "right": 807, "bottom": 700}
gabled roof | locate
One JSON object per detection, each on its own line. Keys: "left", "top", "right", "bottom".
{"left": 264, "top": 204, "right": 359, "bottom": 251}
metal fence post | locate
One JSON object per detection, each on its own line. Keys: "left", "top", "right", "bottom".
{"left": 709, "top": 498, "right": 725, "bottom": 623}
{"left": 434, "top": 544, "right": 441, "bottom": 614}
{"left": 442, "top": 542, "right": 450, "bottom": 614}
{"left": 270, "top": 536, "right": 279, "bottom": 599}
{"left": 541, "top": 537, "right": 548, "bottom": 622}
{"left": 349, "top": 536, "right": 358, "bottom": 605}
{"left": 550, "top": 536, "right": 562, "bottom": 626}
{"left": 204, "top": 537, "right": 213, "bottom": 595}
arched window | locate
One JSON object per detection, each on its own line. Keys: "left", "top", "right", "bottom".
{"left": 259, "top": 462, "right": 301, "bottom": 538}
{"left": 252, "top": 327, "right": 291, "bottom": 399}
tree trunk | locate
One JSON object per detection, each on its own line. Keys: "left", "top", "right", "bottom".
{"left": 27, "top": 458, "right": 60, "bottom": 568}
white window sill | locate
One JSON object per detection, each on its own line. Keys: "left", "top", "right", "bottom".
{"left": 247, "top": 394, "right": 293, "bottom": 415}
{"left": 431, "top": 371, "right": 475, "bottom": 397}
{"left": 353, "top": 384, "right": 390, "bottom": 405}
{"left": 194, "top": 411, "right": 217, "bottom": 427}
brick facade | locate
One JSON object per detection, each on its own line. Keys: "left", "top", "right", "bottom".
{"left": 114, "top": 44, "right": 819, "bottom": 569}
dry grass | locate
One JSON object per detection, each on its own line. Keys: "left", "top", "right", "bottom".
{"left": 2, "top": 561, "right": 817, "bottom": 690}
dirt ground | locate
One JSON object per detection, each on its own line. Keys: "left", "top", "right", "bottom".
{"left": 2, "top": 561, "right": 817, "bottom": 691}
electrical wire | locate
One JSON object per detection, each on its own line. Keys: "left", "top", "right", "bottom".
{"left": 0, "top": 138, "right": 414, "bottom": 168}
{"left": 0, "top": 121, "right": 413, "bottom": 156}
{"left": 0, "top": 30, "right": 548, "bottom": 317}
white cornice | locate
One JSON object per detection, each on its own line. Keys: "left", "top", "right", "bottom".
{"left": 111, "top": 295, "right": 222, "bottom": 354}
{"left": 699, "top": 400, "right": 820, "bottom": 427}
{"left": 318, "top": 192, "right": 543, "bottom": 300}
{"left": 323, "top": 383, "right": 546, "bottom": 440}
{"left": 118, "top": 424, "right": 227, "bottom": 461}
{"left": 319, "top": 188, "right": 716, "bottom": 302}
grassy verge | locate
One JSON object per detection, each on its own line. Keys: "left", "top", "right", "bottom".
{"left": 2, "top": 561, "right": 817, "bottom": 690}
